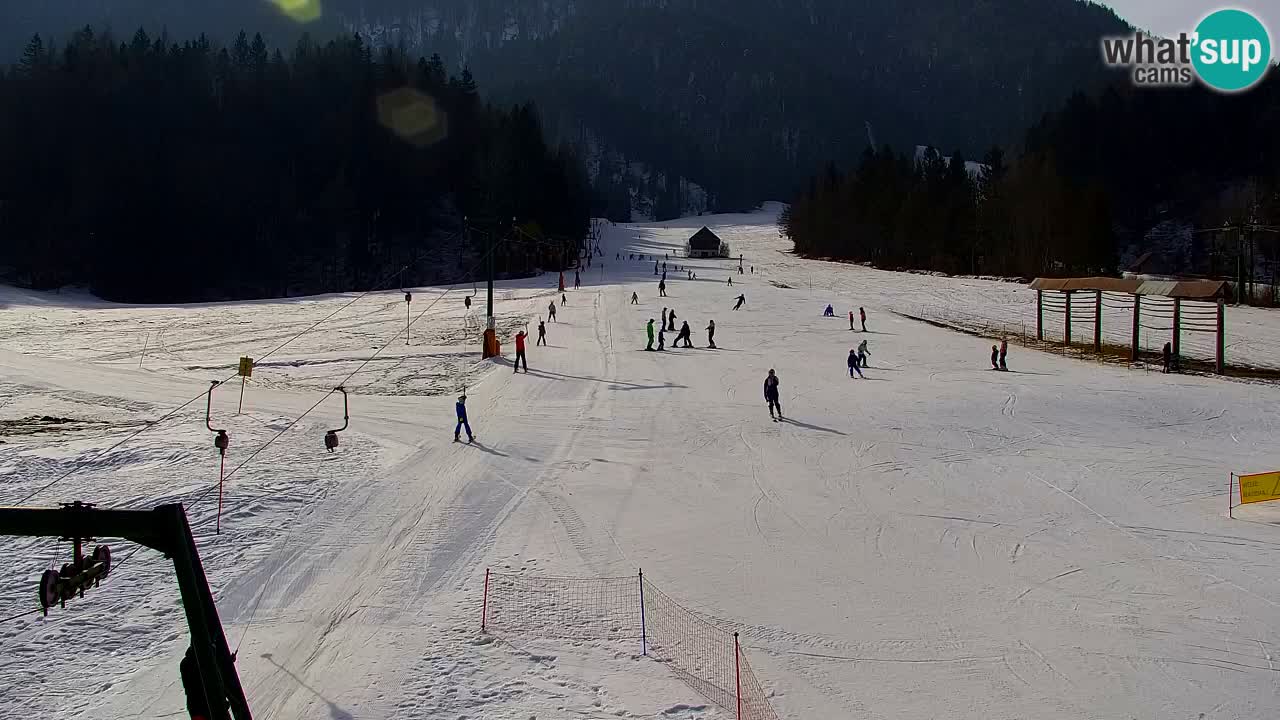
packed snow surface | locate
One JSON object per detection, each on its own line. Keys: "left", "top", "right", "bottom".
{"left": 3, "top": 204, "right": 1280, "bottom": 719}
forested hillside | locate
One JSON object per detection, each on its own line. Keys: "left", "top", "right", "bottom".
{"left": 782, "top": 75, "right": 1280, "bottom": 280}
{"left": 1, "top": 0, "right": 1134, "bottom": 213}
{"left": 0, "top": 29, "right": 590, "bottom": 301}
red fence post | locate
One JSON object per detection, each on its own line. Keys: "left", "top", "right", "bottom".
{"left": 638, "top": 568, "right": 648, "bottom": 656}
{"left": 734, "top": 632, "right": 742, "bottom": 720}
{"left": 481, "top": 568, "right": 490, "bottom": 632}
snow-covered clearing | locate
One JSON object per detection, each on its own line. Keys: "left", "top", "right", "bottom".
{"left": 4, "top": 205, "right": 1280, "bottom": 719}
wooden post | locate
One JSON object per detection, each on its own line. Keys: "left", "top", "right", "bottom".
{"left": 1172, "top": 298, "right": 1182, "bottom": 367}
{"left": 1216, "top": 297, "right": 1225, "bottom": 374}
{"left": 1229, "top": 473, "right": 1234, "bottom": 519}
{"left": 1063, "top": 291, "right": 1073, "bottom": 346}
{"left": 1036, "top": 290, "right": 1043, "bottom": 340}
{"left": 1131, "top": 294, "right": 1141, "bottom": 362}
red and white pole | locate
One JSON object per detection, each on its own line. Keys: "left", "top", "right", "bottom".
{"left": 734, "top": 631, "right": 742, "bottom": 720}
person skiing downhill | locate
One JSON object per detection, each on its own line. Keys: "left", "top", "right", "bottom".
{"left": 537, "top": 320, "right": 547, "bottom": 346}
{"left": 859, "top": 307, "right": 867, "bottom": 332}
{"left": 646, "top": 319, "right": 656, "bottom": 350}
{"left": 676, "top": 321, "right": 693, "bottom": 348}
{"left": 848, "top": 349, "right": 864, "bottom": 378}
{"left": 548, "top": 301, "right": 557, "bottom": 322}
{"left": 858, "top": 338, "right": 870, "bottom": 367}
{"left": 764, "top": 369, "right": 782, "bottom": 419}
{"left": 733, "top": 294, "right": 746, "bottom": 310}
{"left": 513, "top": 330, "right": 528, "bottom": 373}
{"left": 728, "top": 277, "right": 733, "bottom": 286}
{"left": 454, "top": 394, "right": 474, "bottom": 442}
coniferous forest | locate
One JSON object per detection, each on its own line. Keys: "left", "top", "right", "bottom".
{"left": 782, "top": 75, "right": 1280, "bottom": 279}
{"left": 0, "top": 28, "right": 591, "bottom": 302}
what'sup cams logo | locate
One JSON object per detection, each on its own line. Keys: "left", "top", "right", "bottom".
{"left": 1102, "top": 8, "right": 1272, "bottom": 92}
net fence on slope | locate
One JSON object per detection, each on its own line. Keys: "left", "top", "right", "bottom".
{"left": 483, "top": 570, "right": 780, "bottom": 720}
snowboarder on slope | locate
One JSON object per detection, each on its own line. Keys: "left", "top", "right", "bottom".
{"left": 548, "top": 301, "right": 558, "bottom": 322}
{"left": 676, "top": 321, "right": 693, "bottom": 348}
{"left": 733, "top": 294, "right": 746, "bottom": 310}
{"left": 706, "top": 319, "right": 717, "bottom": 349}
{"left": 537, "top": 320, "right": 547, "bottom": 346}
{"left": 860, "top": 307, "right": 867, "bottom": 332}
{"left": 514, "top": 330, "right": 528, "bottom": 373}
{"left": 454, "top": 394, "right": 474, "bottom": 442}
{"left": 646, "top": 319, "right": 656, "bottom": 350}
{"left": 858, "top": 338, "right": 870, "bottom": 367}
{"left": 764, "top": 369, "right": 782, "bottom": 419}
{"left": 824, "top": 304, "right": 835, "bottom": 317}
{"left": 728, "top": 277, "right": 733, "bottom": 286}
{"left": 631, "top": 291, "right": 639, "bottom": 305}
{"left": 999, "top": 339, "right": 1008, "bottom": 371}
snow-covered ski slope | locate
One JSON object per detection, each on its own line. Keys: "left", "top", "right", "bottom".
{"left": 4, "top": 204, "right": 1280, "bottom": 719}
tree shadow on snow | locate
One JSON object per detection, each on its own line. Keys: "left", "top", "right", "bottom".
{"left": 525, "top": 368, "right": 687, "bottom": 392}
{"left": 259, "top": 653, "right": 356, "bottom": 720}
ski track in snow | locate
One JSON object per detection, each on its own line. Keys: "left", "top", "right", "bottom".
{"left": 3, "top": 204, "right": 1280, "bottom": 718}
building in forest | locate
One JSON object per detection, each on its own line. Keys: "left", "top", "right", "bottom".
{"left": 686, "top": 227, "right": 729, "bottom": 258}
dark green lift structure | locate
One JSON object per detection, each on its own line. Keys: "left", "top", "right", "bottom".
{"left": 0, "top": 502, "right": 252, "bottom": 720}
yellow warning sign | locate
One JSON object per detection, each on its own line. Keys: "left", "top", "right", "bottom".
{"left": 238, "top": 357, "right": 254, "bottom": 378}
{"left": 1239, "top": 471, "right": 1280, "bottom": 505}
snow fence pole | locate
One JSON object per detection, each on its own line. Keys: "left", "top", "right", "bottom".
{"left": 638, "top": 568, "right": 648, "bottom": 656}
{"left": 734, "top": 632, "right": 742, "bottom": 720}
{"left": 1229, "top": 474, "right": 1234, "bottom": 519}
{"left": 481, "top": 568, "right": 490, "bottom": 632}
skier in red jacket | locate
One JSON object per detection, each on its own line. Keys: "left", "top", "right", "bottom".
{"left": 514, "top": 331, "right": 528, "bottom": 373}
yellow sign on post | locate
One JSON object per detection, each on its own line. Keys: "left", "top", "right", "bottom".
{"left": 238, "top": 357, "right": 254, "bottom": 378}
{"left": 1239, "top": 471, "right": 1280, "bottom": 505}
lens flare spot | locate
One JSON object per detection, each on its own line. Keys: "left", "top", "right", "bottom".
{"left": 272, "top": 0, "right": 323, "bottom": 24}
{"left": 377, "top": 88, "right": 448, "bottom": 147}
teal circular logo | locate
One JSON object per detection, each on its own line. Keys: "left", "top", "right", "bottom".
{"left": 1192, "top": 9, "right": 1272, "bottom": 92}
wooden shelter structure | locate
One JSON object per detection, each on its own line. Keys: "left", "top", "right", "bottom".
{"left": 1030, "top": 277, "right": 1230, "bottom": 373}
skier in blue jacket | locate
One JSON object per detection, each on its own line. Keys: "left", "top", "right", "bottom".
{"left": 454, "top": 394, "right": 474, "bottom": 443}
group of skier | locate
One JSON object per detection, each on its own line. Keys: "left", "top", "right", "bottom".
{"left": 644, "top": 307, "right": 716, "bottom": 351}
